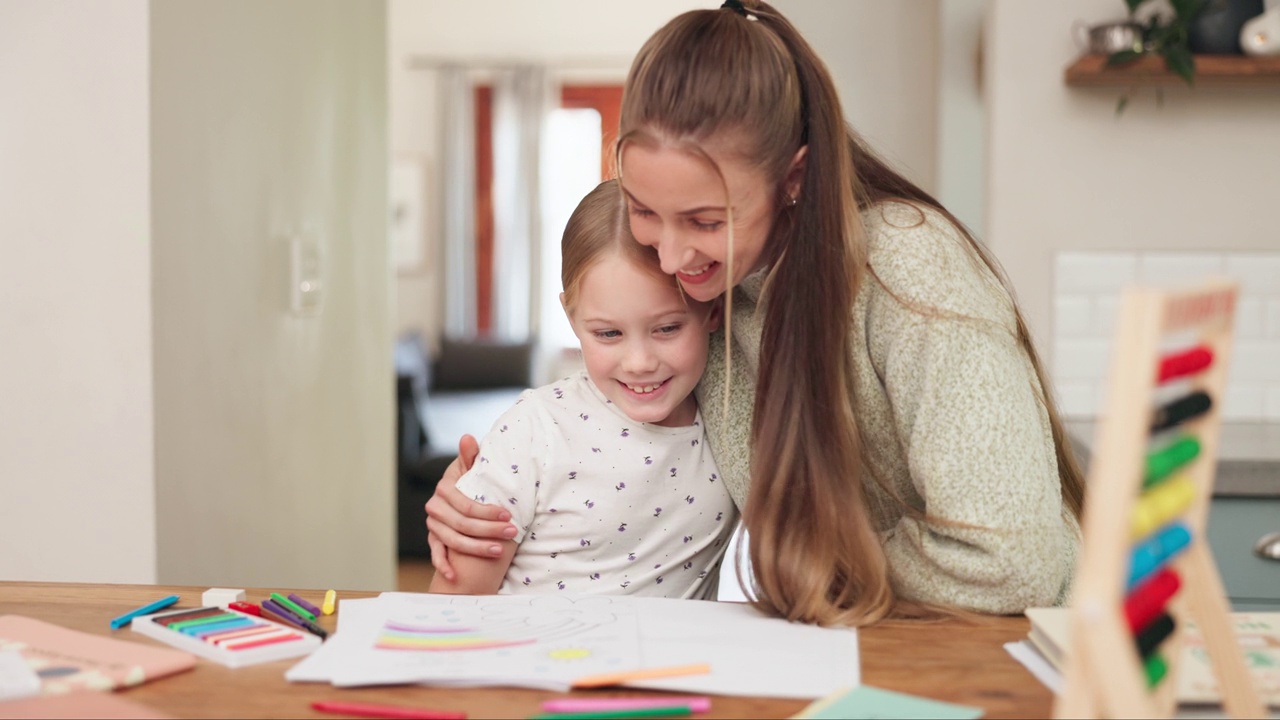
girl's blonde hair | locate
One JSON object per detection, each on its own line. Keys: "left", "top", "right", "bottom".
{"left": 617, "top": 1, "right": 1085, "bottom": 627}
{"left": 561, "top": 179, "right": 671, "bottom": 313}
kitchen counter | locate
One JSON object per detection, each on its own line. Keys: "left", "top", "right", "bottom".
{"left": 1065, "top": 420, "right": 1280, "bottom": 498}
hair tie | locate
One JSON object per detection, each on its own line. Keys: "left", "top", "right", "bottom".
{"left": 721, "top": 0, "right": 756, "bottom": 20}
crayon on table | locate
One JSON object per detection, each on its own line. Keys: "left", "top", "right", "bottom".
{"left": 531, "top": 706, "right": 692, "bottom": 720}
{"left": 287, "top": 593, "right": 322, "bottom": 617}
{"left": 269, "top": 592, "right": 316, "bottom": 621}
{"left": 570, "top": 663, "right": 711, "bottom": 689}
{"left": 322, "top": 589, "right": 337, "bottom": 615}
{"left": 109, "top": 594, "right": 180, "bottom": 630}
{"left": 310, "top": 700, "right": 466, "bottom": 719}
{"left": 541, "top": 697, "right": 711, "bottom": 713}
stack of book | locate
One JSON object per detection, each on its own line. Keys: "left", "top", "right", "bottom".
{"left": 1013, "top": 607, "right": 1280, "bottom": 709}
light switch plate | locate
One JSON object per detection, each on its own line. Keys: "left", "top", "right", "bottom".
{"left": 290, "top": 236, "right": 323, "bottom": 317}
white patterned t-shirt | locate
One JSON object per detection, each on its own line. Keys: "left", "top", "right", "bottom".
{"left": 456, "top": 371, "right": 737, "bottom": 600}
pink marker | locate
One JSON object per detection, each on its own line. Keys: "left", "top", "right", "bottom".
{"left": 540, "top": 697, "right": 712, "bottom": 713}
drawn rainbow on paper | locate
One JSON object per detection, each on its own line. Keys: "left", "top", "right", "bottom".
{"left": 375, "top": 621, "right": 537, "bottom": 652}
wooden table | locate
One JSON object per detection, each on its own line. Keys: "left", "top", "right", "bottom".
{"left": 0, "top": 582, "right": 1052, "bottom": 718}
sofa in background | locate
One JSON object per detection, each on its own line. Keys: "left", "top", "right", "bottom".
{"left": 395, "top": 333, "right": 533, "bottom": 559}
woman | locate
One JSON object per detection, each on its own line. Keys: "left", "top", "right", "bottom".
{"left": 426, "top": 0, "right": 1083, "bottom": 625}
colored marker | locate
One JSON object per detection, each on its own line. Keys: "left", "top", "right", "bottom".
{"left": 262, "top": 599, "right": 328, "bottom": 639}
{"left": 322, "top": 589, "right": 337, "bottom": 615}
{"left": 270, "top": 592, "right": 316, "bottom": 621}
{"left": 288, "top": 593, "right": 322, "bottom": 617}
{"left": 110, "top": 594, "right": 179, "bottom": 630}
{"left": 228, "top": 601, "right": 261, "bottom": 616}
{"left": 531, "top": 706, "right": 692, "bottom": 720}
{"left": 310, "top": 700, "right": 466, "bottom": 719}
{"left": 542, "top": 697, "right": 711, "bottom": 713}
{"left": 571, "top": 663, "right": 711, "bottom": 689}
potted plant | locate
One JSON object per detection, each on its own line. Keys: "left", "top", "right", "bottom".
{"left": 1107, "top": 0, "right": 1207, "bottom": 112}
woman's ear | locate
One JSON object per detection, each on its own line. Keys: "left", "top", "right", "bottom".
{"left": 785, "top": 145, "right": 808, "bottom": 203}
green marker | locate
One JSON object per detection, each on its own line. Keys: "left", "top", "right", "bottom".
{"left": 269, "top": 592, "right": 316, "bottom": 621}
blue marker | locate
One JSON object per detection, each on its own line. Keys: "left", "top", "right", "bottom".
{"left": 109, "top": 594, "right": 180, "bottom": 630}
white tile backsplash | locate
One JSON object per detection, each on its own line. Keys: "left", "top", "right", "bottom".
{"left": 1225, "top": 384, "right": 1266, "bottom": 421}
{"left": 1225, "top": 254, "right": 1280, "bottom": 296}
{"left": 1053, "top": 250, "right": 1280, "bottom": 421}
{"left": 1055, "top": 253, "right": 1138, "bottom": 294}
{"left": 1236, "top": 298, "right": 1264, "bottom": 340}
{"left": 1138, "top": 253, "right": 1225, "bottom": 287}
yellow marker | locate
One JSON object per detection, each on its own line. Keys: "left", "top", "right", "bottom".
{"left": 1131, "top": 475, "right": 1196, "bottom": 540}
{"left": 322, "top": 589, "right": 337, "bottom": 616}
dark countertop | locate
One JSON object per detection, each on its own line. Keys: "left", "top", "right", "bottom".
{"left": 1065, "top": 421, "right": 1280, "bottom": 499}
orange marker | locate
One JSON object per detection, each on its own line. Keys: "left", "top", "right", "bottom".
{"left": 571, "top": 663, "right": 711, "bottom": 689}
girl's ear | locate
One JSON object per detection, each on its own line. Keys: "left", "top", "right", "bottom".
{"left": 785, "top": 145, "right": 808, "bottom": 204}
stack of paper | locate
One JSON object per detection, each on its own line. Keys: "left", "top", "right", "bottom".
{"left": 286, "top": 592, "right": 860, "bottom": 699}
{"left": 1008, "top": 607, "right": 1280, "bottom": 708}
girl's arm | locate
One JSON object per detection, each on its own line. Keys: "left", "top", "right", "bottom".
{"left": 428, "top": 540, "right": 518, "bottom": 595}
{"left": 425, "top": 435, "right": 520, "bottom": 582}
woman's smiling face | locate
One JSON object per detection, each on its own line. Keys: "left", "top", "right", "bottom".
{"left": 619, "top": 141, "right": 781, "bottom": 303}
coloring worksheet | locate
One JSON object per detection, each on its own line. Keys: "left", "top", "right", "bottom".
{"left": 331, "top": 593, "right": 640, "bottom": 689}
{"left": 287, "top": 592, "right": 861, "bottom": 698}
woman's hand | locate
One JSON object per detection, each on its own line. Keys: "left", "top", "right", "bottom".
{"left": 424, "top": 434, "right": 518, "bottom": 581}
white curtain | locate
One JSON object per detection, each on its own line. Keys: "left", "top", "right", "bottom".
{"left": 438, "top": 66, "right": 476, "bottom": 338}
{"left": 490, "top": 66, "right": 554, "bottom": 343}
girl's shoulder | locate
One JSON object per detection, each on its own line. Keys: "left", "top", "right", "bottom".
{"left": 858, "top": 200, "right": 1010, "bottom": 320}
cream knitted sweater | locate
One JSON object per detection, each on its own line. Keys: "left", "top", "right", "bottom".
{"left": 694, "top": 201, "right": 1079, "bottom": 614}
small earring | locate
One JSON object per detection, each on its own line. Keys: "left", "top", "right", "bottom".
{"left": 786, "top": 195, "right": 798, "bottom": 207}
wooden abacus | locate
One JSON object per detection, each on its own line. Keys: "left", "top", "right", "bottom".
{"left": 1056, "top": 279, "right": 1266, "bottom": 719}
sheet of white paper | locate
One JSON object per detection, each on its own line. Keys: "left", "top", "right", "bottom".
{"left": 1004, "top": 640, "right": 1063, "bottom": 695}
{"left": 0, "top": 649, "right": 41, "bottom": 701}
{"left": 286, "top": 592, "right": 859, "bottom": 699}
{"left": 285, "top": 597, "right": 378, "bottom": 683}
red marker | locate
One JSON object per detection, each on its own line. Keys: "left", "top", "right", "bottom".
{"left": 310, "top": 700, "right": 466, "bottom": 719}
{"left": 228, "top": 601, "right": 261, "bottom": 616}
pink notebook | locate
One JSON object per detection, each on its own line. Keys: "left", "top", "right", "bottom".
{"left": 0, "top": 691, "right": 174, "bottom": 719}
{"left": 0, "top": 615, "right": 195, "bottom": 694}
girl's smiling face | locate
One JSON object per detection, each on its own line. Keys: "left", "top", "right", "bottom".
{"left": 564, "top": 252, "right": 718, "bottom": 427}
{"left": 619, "top": 141, "right": 782, "bottom": 303}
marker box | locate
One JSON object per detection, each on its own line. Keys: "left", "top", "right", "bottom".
{"left": 131, "top": 606, "right": 321, "bottom": 668}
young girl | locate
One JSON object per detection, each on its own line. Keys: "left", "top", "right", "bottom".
{"left": 428, "top": 180, "right": 735, "bottom": 598}
{"left": 428, "top": 0, "right": 1084, "bottom": 625}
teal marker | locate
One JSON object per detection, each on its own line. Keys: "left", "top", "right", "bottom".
{"left": 109, "top": 595, "right": 180, "bottom": 630}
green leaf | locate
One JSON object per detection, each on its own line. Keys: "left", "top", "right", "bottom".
{"left": 1163, "top": 45, "right": 1195, "bottom": 86}
{"left": 1169, "top": 0, "right": 1206, "bottom": 21}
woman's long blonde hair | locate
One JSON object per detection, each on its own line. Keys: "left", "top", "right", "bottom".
{"left": 617, "top": 1, "right": 1085, "bottom": 627}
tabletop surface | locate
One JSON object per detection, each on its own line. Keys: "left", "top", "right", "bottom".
{"left": 0, "top": 582, "right": 1052, "bottom": 719}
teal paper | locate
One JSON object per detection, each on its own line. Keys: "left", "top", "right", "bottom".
{"left": 796, "top": 685, "right": 984, "bottom": 720}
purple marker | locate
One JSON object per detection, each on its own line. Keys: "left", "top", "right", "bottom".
{"left": 288, "top": 593, "right": 322, "bottom": 617}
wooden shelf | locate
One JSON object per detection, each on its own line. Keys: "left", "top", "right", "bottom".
{"left": 1065, "top": 53, "right": 1280, "bottom": 87}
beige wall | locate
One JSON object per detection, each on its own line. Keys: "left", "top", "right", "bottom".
{"left": 151, "top": 0, "right": 394, "bottom": 590}
{"left": 0, "top": 1, "right": 157, "bottom": 582}
{"left": 986, "top": 0, "right": 1280, "bottom": 354}
{"left": 0, "top": 0, "right": 394, "bottom": 589}
{"left": 389, "top": 0, "right": 944, "bottom": 348}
